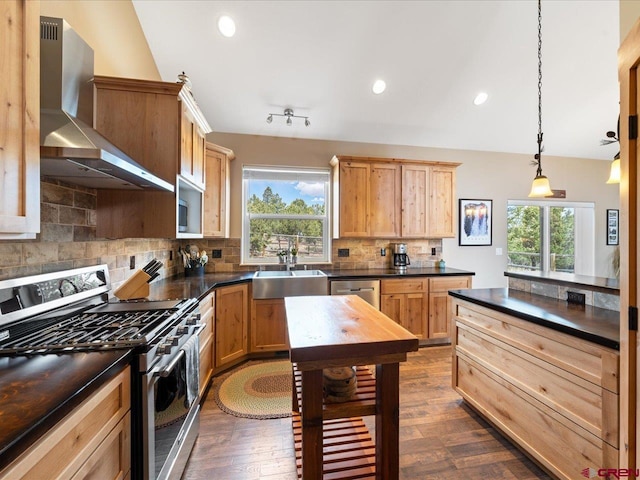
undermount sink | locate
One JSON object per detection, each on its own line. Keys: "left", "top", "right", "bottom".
{"left": 252, "top": 269, "right": 328, "bottom": 299}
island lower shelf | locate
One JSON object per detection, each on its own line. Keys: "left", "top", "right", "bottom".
{"left": 292, "top": 363, "right": 377, "bottom": 479}
{"left": 451, "top": 295, "right": 620, "bottom": 480}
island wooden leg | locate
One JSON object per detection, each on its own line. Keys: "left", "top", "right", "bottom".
{"left": 376, "top": 362, "right": 400, "bottom": 480}
{"left": 300, "top": 369, "right": 324, "bottom": 480}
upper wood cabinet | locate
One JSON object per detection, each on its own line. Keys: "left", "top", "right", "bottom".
{"left": 0, "top": 0, "right": 40, "bottom": 239}
{"left": 333, "top": 160, "right": 401, "bottom": 238}
{"left": 203, "top": 142, "right": 234, "bottom": 238}
{"left": 331, "top": 156, "right": 459, "bottom": 239}
{"left": 92, "top": 76, "right": 212, "bottom": 238}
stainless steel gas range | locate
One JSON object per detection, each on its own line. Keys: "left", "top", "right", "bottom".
{"left": 0, "top": 264, "right": 202, "bottom": 480}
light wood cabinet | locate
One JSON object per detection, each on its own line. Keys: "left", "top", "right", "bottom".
{"left": 0, "top": 0, "right": 40, "bottom": 239}
{"left": 198, "top": 292, "right": 215, "bottom": 398}
{"left": 451, "top": 298, "right": 619, "bottom": 479}
{"left": 93, "top": 76, "right": 211, "bottom": 238}
{"left": 380, "top": 278, "right": 428, "bottom": 340}
{"left": 251, "top": 299, "right": 288, "bottom": 352}
{"left": 204, "top": 142, "right": 234, "bottom": 238}
{"left": 428, "top": 276, "right": 471, "bottom": 339}
{"left": 0, "top": 367, "right": 131, "bottom": 480}
{"left": 215, "top": 284, "right": 249, "bottom": 367}
{"left": 335, "top": 160, "right": 401, "bottom": 238}
{"left": 331, "top": 156, "right": 459, "bottom": 239}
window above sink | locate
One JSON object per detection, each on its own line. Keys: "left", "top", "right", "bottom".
{"left": 241, "top": 166, "right": 332, "bottom": 266}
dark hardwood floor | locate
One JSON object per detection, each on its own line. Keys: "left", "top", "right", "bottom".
{"left": 183, "top": 346, "right": 553, "bottom": 479}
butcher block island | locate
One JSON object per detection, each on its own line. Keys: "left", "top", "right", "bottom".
{"left": 285, "top": 295, "right": 419, "bottom": 480}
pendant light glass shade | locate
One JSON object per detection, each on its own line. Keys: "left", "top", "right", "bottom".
{"left": 606, "top": 158, "right": 621, "bottom": 184}
{"left": 528, "top": 174, "right": 552, "bottom": 197}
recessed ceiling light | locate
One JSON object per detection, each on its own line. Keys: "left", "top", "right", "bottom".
{"left": 218, "top": 15, "right": 236, "bottom": 37}
{"left": 372, "top": 79, "right": 386, "bottom": 95}
{"left": 473, "top": 92, "right": 488, "bottom": 105}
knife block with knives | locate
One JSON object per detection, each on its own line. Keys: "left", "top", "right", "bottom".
{"left": 114, "top": 259, "right": 163, "bottom": 300}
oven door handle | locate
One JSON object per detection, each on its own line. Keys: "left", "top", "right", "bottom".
{"left": 155, "top": 349, "right": 185, "bottom": 377}
{"left": 153, "top": 325, "right": 204, "bottom": 378}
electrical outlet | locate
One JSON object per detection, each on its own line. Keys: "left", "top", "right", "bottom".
{"left": 169, "top": 250, "right": 173, "bottom": 261}
{"left": 212, "top": 249, "right": 222, "bottom": 258}
{"left": 381, "top": 248, "right": 386, "bottom": 257}
{"left": 129, "top": 255, "right": 135, "bottom": 270}
{"left": 431, "top": 247, "right": 436, "bottom": 256}
{"left": 567, "top": 291, "right": 586, "bottom": 305}
{"left": 338, "top": 248, "right": 350, "bottom": 258}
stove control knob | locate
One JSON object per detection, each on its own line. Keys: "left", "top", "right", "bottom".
{"left": 159, "top": 343, "right": 173, "bottom": 355}
{"left": 187, "top": 313, "right": 201, "bottom": 325}
{"left": 170, "top": 336, "right": 180, "bottom": 346}
{"left": 177, "top": 326, "right": 189, "bottom": 335}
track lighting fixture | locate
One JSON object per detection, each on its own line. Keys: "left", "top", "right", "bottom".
{"left": 266, "top": 108, "right": 310, "bottom": 127}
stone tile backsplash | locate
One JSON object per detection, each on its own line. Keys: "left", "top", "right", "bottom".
{"left": 508, "top": 277, "right": 620, "bottom": 312}
{"left": 1, "top": 180, "right": 444, "bottom": 289}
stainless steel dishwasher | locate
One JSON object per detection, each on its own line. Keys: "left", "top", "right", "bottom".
{"left": 330, "top": 279, "right": 380, "bottom": 310}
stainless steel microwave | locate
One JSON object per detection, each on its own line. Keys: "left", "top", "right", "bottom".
{"left": 178, "top": 199, "right": 188, "bottom": 232}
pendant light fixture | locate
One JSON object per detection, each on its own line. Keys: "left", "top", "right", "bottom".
{"left": 528, "top": 0, "right": 553, "bottom": 198}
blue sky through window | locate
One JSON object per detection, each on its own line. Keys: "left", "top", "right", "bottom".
{"left": 248, "top": 179, "right": 325, "bottom": 206}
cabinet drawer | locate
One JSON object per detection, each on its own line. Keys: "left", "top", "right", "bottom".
{"left": 453, "top": 300, "right": 619, "bottom": 393}
{"left": 428, "top": 276, "right": 470, "bottom": 292}
{"left": 456, "top": 356, "right": 617, "bottom": 479}
{"left": 1, "top": 367, "right": 131, "bottom": 480}
{"left": 381, "top": 278, "right": 427, "bottom": 294}
{"left": 456, "top": 324, "right": 618, "bottom": 446}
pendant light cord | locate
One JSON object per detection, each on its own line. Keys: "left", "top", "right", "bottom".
{"left": 536, "top": 0, "right": 543, "bottom": 176}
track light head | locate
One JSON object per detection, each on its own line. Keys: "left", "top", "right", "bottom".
{"left": 266, "top": 115, "right": 273, "bottom": 124}
{"left": 265, "top": 108, "right": 311, "bottom": 127}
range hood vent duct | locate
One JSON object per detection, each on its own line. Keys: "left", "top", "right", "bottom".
{"left": 39, "top": 17, "right": 173, "bottom": 192}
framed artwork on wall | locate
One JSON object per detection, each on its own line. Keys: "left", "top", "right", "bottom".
{"left": 606, "top": 209, "right": 619, "bottom": 245}
{"left": 459, "top": 199, "right": 492, "bottom": 246}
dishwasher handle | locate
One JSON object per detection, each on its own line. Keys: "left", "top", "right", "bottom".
{"left": 335, "top": 287, "right": 375, "bottom": 293}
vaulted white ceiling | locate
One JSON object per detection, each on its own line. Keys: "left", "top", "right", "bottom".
{"left": 132, "top": 0, "right": 620, "bottom": 161}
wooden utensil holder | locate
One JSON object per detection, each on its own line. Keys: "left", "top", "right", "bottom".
{"left": 113, "top": 269, "right": 151, "bottom": 300}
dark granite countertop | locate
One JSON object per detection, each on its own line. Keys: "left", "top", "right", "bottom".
{"left": 449, "top": 288, "right": 619, "bottom": 350}
{"left": 143, "top": 267, "right": 476, "bottom": 301}
{"left": 0, "top": 349, "right": 132, "bottom": 471}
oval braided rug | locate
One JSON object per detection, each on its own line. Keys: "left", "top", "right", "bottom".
{"left": 213, "top": 360, "right": 293, "bottom": 419}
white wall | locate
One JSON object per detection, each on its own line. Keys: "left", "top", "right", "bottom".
{"left": 209, "top": 132, "right": 619, "bottom": 288}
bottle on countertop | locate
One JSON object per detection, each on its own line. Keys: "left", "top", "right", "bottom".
{"left": 439, "top": 259, "right": 446, "bottom": 269}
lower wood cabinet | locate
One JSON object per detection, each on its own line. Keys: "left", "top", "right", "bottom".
{"left": 198, "top": 292, "right": 215, "bottom": 398}
{"left": 251, "top": 299, "right": 288, "bottom": 352}
{"left": 215, "top": 284, "right": 249, "bottom": 367}
{"left": 0, "top": 367, "right": 131, "bottom": 480}
{"left": 451, "top": 298, "right": 619, "bottom": 479}
{"left": 428, "top": 276, "right": 471, "bottom": 339}
{"left": 380, "top": 278, "right": 428, "bottom": 340}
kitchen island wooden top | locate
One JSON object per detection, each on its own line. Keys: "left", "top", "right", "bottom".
{"left": 285, "top": 295, "right": 419, "bottom": 365}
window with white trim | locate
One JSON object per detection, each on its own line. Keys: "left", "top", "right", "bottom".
{"left": 242, "top": 166, "right": 331, "bottom": 265}
{"left": 507, "top": 200, "right": 595, "bottom": 275}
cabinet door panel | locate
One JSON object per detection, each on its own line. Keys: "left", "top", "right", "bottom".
{"left": 405, "top": 293, "right": 428, "bottom": 339}
{"left": 401, "top": 165, "right": 429, "bottom": 237}
{"left": 339, "top": 162, "right": 370, "bottom": 237}
{"left": 203, "top": 144, "right": 231, "bottom": 238}
{"left": 0, "top": 0, "right": 39, "bottom": 236}
{"left": 429, "top": 167, "right": 456, "bottom": 237}
{"left": 380, "top": 294, "right": 403, "bottom": 326}
{"left": 370, "top": 164, "right": 401, "bottom": 237}
{"left": 251, "top": 299, "right": 288, "bottom": 352}
{"left": 429, "top": 292, "right": 451, "bottom": 338}
{"left": 215, "top": 284, "right": 248, "bottom": 367}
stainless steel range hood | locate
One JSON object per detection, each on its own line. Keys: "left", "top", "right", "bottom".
{"left": 39, "top": 17, "right": 173, "bottom": 192}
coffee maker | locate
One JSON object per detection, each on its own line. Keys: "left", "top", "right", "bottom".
{"left": 392, "top": 243, "right": 410, "bottom": 272}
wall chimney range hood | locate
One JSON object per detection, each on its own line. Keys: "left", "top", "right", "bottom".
{"left": 39, "top": 17, "right": 173, "bottom": 192}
